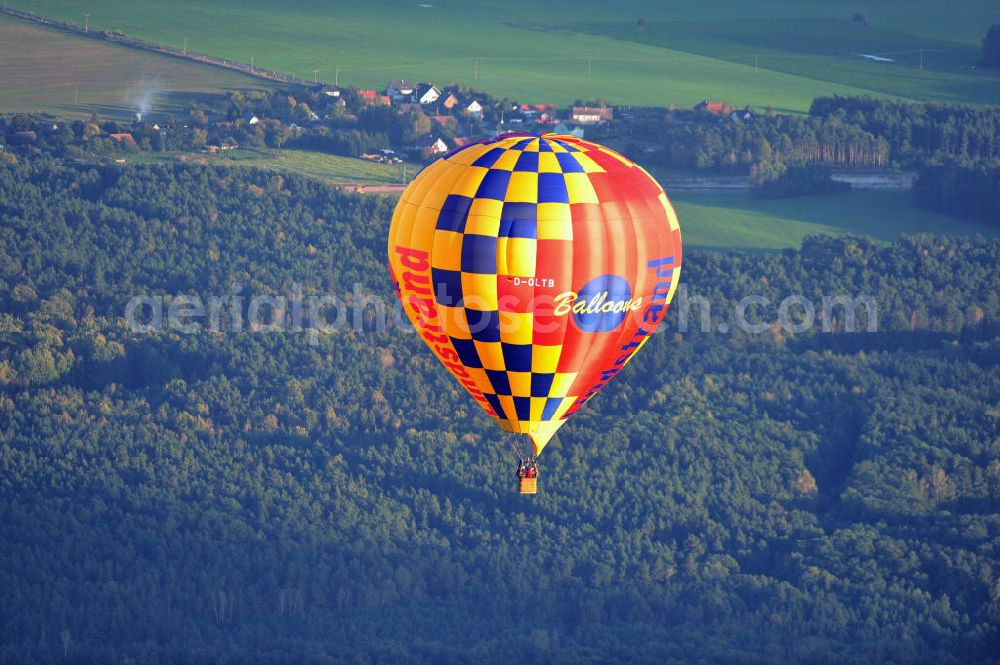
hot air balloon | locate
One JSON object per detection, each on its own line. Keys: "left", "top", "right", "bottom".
{"left": 387, "top": 132, "right": 681, "bottom": 493}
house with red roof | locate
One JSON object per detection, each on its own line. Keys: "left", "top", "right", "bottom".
{"left": 520, "top": 103, "right": 555, "bottom": 113}
{"left": 694, "top": 100, "right": 728, "bottom": 116}
{"left": 109, "top": 133, "right": 137, "bottom": 146}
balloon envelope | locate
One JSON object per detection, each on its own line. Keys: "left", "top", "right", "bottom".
{"left": 388, "top": 133, "right": 682, "bottom": 455}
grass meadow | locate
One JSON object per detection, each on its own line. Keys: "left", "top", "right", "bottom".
{"left": 672, "top": 189, "right": 999, "bottom": 250}
{"left": 132, "top": 149, "right": 415, "bottom": 185}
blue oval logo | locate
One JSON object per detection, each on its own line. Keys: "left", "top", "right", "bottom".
{"left": 568, "top": 274, "right": 635, "bottom": 333}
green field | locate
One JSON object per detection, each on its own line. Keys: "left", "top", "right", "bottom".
{"left": 672, "top": 189, "right": 999, "bottom": 250}
{"left": 7, "top": 0, "right": 1000, "bottom": 111}
{"left": 0, "top": 14, "right": 277, "bottom": 119}
{"left": 590, "top": 16, "right": 1000, "bottom": 106}
{"left": 131, "top": 148, "right": 415, "bottom": 186}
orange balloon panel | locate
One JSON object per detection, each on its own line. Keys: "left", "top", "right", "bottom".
{"left": 388, "top": 133, "right": 682, "bottom": 455}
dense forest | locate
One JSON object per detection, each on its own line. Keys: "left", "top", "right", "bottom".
{"left": 1, "top": 156, "right": 999, "bottom": 664}
{"left": 633, "top": 96, "right": 1000, "bottom": 175}
{"left": 914, "top": 162, "right": 1000, "bottom": 226}
{"left": 643, "top": 110, "right": 889, "bottom": 171}
{"left": 809, "top": 97, "right": 1000, "bottom": 166}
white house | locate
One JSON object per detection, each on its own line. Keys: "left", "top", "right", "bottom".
{"left": 464, "top": 99, "right": 483, "bottom": 119}
{"left": 414, "top": 83, "right": 440, "bottom": 105}
{"left": 425, "top": 137, "right": 449, "bottom": 154}
{"left": 315, "top": 84, "right": 342, "bottom": 98}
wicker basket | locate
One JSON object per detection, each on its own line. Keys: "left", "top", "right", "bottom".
{"left": 518, "top": 477, "right": 538, "bottom": 495}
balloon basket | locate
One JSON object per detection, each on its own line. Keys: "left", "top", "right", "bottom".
{"left": 518, "top": 477, "right": 537, "bottom": 495}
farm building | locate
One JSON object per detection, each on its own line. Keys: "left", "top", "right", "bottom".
{"left": 571, "top": 106, "right": 613, "bottom": 124}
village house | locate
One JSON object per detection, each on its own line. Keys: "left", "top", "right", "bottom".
{"left": 520, "top": 103, "right": 557, "bottom": 124}
{"left": 315, "top": 84, "right": 342, "bottom": 98}
{"left": 387, "top": 80, "right": 415, "bottom": 100}
{"left": 464, "top": 99, "right": 484, "bottom": 119}
{"left": 694, "top": 100, "right": 728, "bottom": 116}
{"left": 730, "top": 106, "right": 755, "bottom": 123}
{"left": 108, "top": 132, "right": 138, "bottom": 146}
{"left": 521, "top": 103, "right": 556, "bottom": 115}
{"left": 571, "top": 106, "right": 614, "bottom": 124}
{"left": 358, "top": 90, "right": 391, "bottom": 106}
{"left": 423, "top": 137, "right": 449, "bottom": 154}
{"left": 439, "top": 91, "right": 460, "bottom": 110}
{"left": 414, "top": 83, "right": 440, "bottom": 105}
